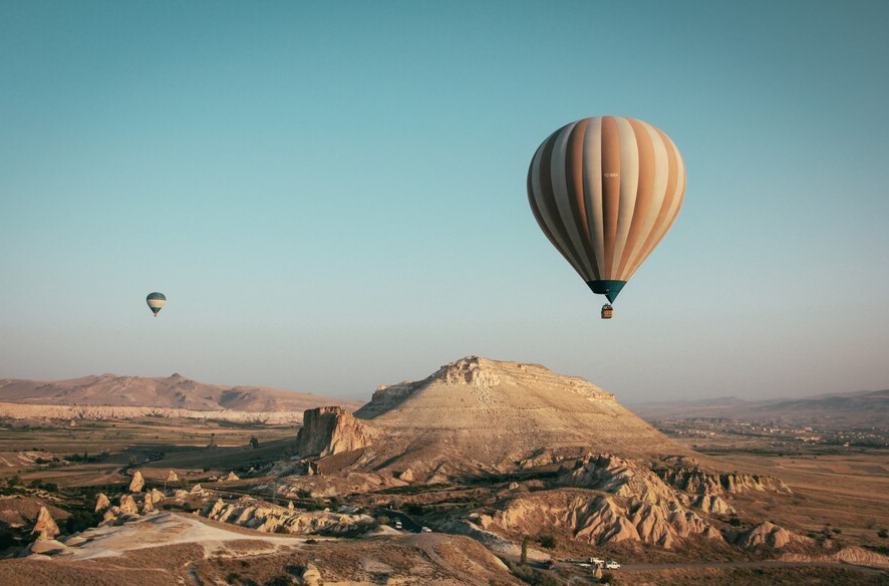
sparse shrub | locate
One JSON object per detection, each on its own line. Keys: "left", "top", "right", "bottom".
{"left": 7, "top": 475, "right": 22, "bottom": 487}
{"left": 832, "top": 528, "right": 842, "bottom": 535}
{"left": 376, "top": 516, "right": 390, "bottom": 526}
{"left": 505, "top": 560, "right": 565, "bottom": 586}
{"left": 537, "top": 535, "right": 557, "bottom": 549}
{"left": 62, "top": 510, "right": 101, "bottom": 534}
{"left": 296, "top": 489, "right": 311, "bottom": 499}
{"left": 405, "top": 503, "right": 425, "bottom": 516}
{"left": 600, "top": 572, "right": 614, "bottom": 584}
{"left": 729, "top": 516, "right": 741, "bottom": 527}
{"left": 304, "top": 538, "right": 317, "bottom": 544}
{"left": 878, "top": 529, "right": 888, "bottom": 539}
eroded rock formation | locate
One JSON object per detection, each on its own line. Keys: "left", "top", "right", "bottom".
{"left": 32, "top": 506, "right": 59, "bottom": 541}
{"left": 203, "top": 496, "right": 374, "bottom": 535}
{"left": 95, "top": 493, "right": 111, "bottom": 513}
{"left": 296, "top": 406, "right": 370, "bottom": 458}
{"left": 730, "top": 521, "right": 810, "bottom": 549}
{"left": 129, "top": 471, "right": 145, "bottom": 493}
{"left": 481, "top": 489, "right": 720, "bottom": 549}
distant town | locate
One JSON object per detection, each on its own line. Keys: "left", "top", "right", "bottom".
{"left": 653, "top": 417, "right": 889, "bottom": 453}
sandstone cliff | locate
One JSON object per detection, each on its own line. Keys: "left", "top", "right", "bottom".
{"left": 296, "top": 406, "right": 370, "bottom": 458}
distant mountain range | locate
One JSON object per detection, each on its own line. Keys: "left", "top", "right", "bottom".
{"left": 0, "top": 373, "right": 362, "bottom": 414}
{"left": 631, "top": 389, "right": 889, "bottom": 427}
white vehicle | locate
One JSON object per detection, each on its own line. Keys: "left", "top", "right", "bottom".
{"left": 394, "top": 520, "right": 402, "bottom": 529}
{"left": 605, "top": 561, "right": 621, "bottom": 570}
{"left": 421, "top": 526, "right": 432, "bottom": 533}
{"left": 590, "top": 557, "right": 604, "bottom": 566}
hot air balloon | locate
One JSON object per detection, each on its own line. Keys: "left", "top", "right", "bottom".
{"left": 527, "top": 116, "right": 686, "bottom": 318}
{"left": 146, "top": 292, "right": 166, "bottom": 317}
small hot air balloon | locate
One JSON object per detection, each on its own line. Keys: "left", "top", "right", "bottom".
{"left": 527, "top": 116, "right": 686, "bottom": 318}
{"left": 146, "top": 292, "right": 166, "bottom": 317}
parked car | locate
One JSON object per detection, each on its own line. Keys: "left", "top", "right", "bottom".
{"left": 543, "top": 559, "right": 556, "bottom": 569}
{"left": 421, "top": 526, "right": 432, "bottom": 533}
{"left": 394, "top": 520, "right": 403, "bottom": 529}
{"left": 605, "top": 561, "right": 621, "bottom": 569}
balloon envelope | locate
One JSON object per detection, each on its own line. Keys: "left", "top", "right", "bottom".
{"left": 527, "top": 116, "right": 686, "bottom": 303}
{"left": 146, "top": 292, "right": 166, "bottom": 316}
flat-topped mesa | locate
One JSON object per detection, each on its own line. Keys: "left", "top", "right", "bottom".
{"left": 433, "top": 356, "right": 505, "bottom": 387}
{"left": 357, "top": 356, "right": 615, "bottom": 420}
{"left": 296, "top": 406, "right": 370, "bottom": 458}
{"left": 432, "top": 357, "right": 614, "bottom": 398}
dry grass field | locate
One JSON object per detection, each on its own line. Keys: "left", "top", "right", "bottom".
{"left": 0, "top": 418, "right": 297, "bottom": 488}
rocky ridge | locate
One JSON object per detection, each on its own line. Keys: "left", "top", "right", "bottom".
{"left": 203, "top": 496, "right": 374, "bottom": 535}
{"left": 475, "top": 453, "right": 796, "bottom": 549}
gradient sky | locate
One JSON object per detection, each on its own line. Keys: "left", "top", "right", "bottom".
{"left": 2, "top": 1, "right": 887, "bottom": 404}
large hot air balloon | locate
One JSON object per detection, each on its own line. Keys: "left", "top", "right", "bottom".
{"left": 146, "top": 292, "right": 166, "bottom": 317}
{"left": 527, "top": 116, "right": 686, "bottom": 318}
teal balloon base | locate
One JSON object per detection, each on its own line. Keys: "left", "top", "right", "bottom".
{"left": 586, "top": 280, "right": 626, "bottom": 303}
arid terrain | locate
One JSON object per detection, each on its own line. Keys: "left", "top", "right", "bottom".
{"left": 0, "top": 357, "right": 887, "bottom": 585}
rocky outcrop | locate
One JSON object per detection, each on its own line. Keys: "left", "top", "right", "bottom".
{"left": 690, "top": 494, "right": 735, "bottom": 515}
{"left": 222, "top": 471, "right": 239, "bottom": 481}
{"left": 556, "top": 454, "right": 676, "bottom": 504}
{"left": 656, "top": 466, "right": 791, "bottom": 496}
{"left": 30, "top": 539, "right": 68, "bottom": 555}
{"left": 482, "top": 489, "right": 719, "bottom": 549}
{"left": 203, "top": 497, "right": 374, "bottom": 535}
{"left": 119, "top": 494, "right": 139, "bottom": 515}
{"left": 833, "top": 546, "right": 889, "bottom": 568}
{"left": 148, "top": 488, "right": 165, "bottom": 504}
{"left": 166, "top": 470, "right": 179, "bottom": 483}
{"left": 95, "top": 493, "right": 111, "bottom": 513}
{"left": 729, "top": 522, "right": 808, "bottom": 549}
{"left": 296, "top": 406, "right": 370, "bottom": 458}
{"left": 300, "top": 564, "right": 322, "bottom": 586}
{"left": 32, "top": 506, "right": 59, "bottom": 541}
{"left": 129, "top": 470, "right": 145, "bottom": 493}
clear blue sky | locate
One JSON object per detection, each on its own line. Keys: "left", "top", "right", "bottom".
{"left": 2, "top": 1, "right": 887, "bottom": 403}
